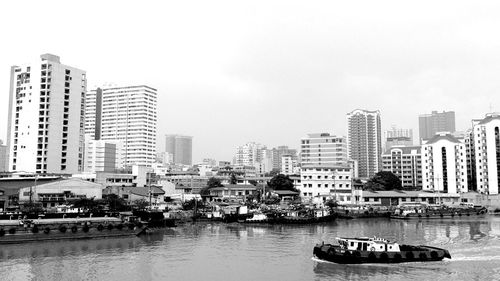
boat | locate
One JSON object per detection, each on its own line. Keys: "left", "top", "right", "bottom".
{"left": 0, "top": 215, "right": 147, "bottom": 244}
{"left": 313, "top": 236, "right": 451, "bottom": 264}
{"left": 243, "top": 209, "right": 336, "bottom": 224}
{"left": 390, "top": 204, "right": 488, "bottom": 219}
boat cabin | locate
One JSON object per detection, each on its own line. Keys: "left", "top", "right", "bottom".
{"left": 336, "top": 237, "right": 400, "bottom": 252}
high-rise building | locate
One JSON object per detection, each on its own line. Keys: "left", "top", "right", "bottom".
{"left": 234, "top": 142, "right": 263, "bottom": 166}
{"left": 0, "top": 140, "right": 7, "bottom": 172}
{"left": 165, "top": 135, "right": 193, "bottom": 165}
{"left": 85, "top": 85, "right": 157, "bottom": 168}
{"left": 384, "top": 126, "right": 413, "bottom": 149}
{"left": 7, "top": 54, "right": 86, "bottom": 174}
{"left": 418, "top": 111, "right": 455, "bottom": 142}
{"left": 381, "top": 146, "right": 422, "bottom": 189}
{"left": 281, "top": 154, "right": 299, "bottom": 175}
{"left": 472, "top": 113, "right": 500, "bottom": 195}
{"left": 300, "top": 133, "right": 348, "bottom": 167}
{"left": 83, "top": 136, "right": 116, "bottom": 173}
{"left": 347, "top": 109, "right": 382, "bottom": 179}
{"left": 464, "top": 128, "right": 477, "bottom": 191}
{"left": 271, "top": 146, "right": 297, "bottom": 171}
{"left": 421, "top": 132, "right": 468, "bottom": 194}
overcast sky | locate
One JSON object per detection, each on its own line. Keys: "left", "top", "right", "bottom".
{"left": 1, "top": 0, "right": 500, "bottom": 163}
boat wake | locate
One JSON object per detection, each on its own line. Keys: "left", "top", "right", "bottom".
{"left": 448, "top": 255, "right": 500, "bottom": 262}
{"left": 311, "top": 257, "right": 422, "bottom": 267}
{"left": 311, "top": 256, "right": 335, "bottom": 264}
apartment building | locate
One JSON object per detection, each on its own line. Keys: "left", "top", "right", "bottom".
{"left": 381, "top": 146, "right": 422, "bottom": 189}
{"left": 421, "top": 132, "right": 468, "bottom": 194}
{"left": 472, "top": 113, "right": 500, "bottom": 194}
{"left": 85, "top": 85, "right": 157, "bottom": 168}
{"left": 347, "top": 109, "right": 382, "bottom": 179}
{"left": 300, "top": 133, "right": 348, "bottom": 167}
{"left": 7, "top": 54, "right": 86, "bottom": 174}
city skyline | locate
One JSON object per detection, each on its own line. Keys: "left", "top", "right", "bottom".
{"left": 1, "top": 1, "right": 500, "bottom": 163}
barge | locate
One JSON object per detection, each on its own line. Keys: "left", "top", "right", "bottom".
{"left": 0, "top": 216, "right": 147, "bottom": 244}
{"left": 390, "top": 205, "right": 488, "bottom": 219}
{"left": 313, "top": 236, "right": 451, "bottom": 264}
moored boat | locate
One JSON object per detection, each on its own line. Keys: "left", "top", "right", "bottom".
{"left": 313, "top": 236, "right": 451, "bottom": 264}
{"left": 390, "top": 204, "right": 488, "bottom": 219}
{"left": 0, "top": 216, "right": 147, "bottom": 244}
{"left": 243, "top": 209, "right": 335, "bottom": 224}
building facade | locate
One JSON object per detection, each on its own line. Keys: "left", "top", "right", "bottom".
{"left": 347, "top": 109, "right": 382, "bottom": 179}
{"left": 234, "top": 142, "right": 264, "bottom": 166}
{"left": 384, "top": 127, "right": 413, "bottom": 149}
{"left": 381, "top": 146, "right": 422, "bottom": 189}
{"left": 418, "top": 110, "right": 455, "bottom": 142}
{"left": 299, "top": 166, "right": 353, "bottom": 203}
{"left": 85, "top": 85, "right": 157, "bottom": 168}
{"left": 7, "top": 54, "right": 86, "bottom": 174}
{"left": 281, "top": 154, "right": 299, "bottom": 175}
{"left": 0, "top": 140, "right": 7, "bottom": 172}
{"left": 472, "top": 113, "right": 500, "bottom": 195}
{"left": 464, "top": 128, "right": 477, "bottom": 191}
{"left": 165, "top": 134, "right": 193, "bottom": 166}
{"left": 421, "top": 132, "right": 468, "bottom": 194}
{"left": 18, "top": 178, "right": 102, "bottom": 208}
{"left": 271, "top": 146, "right": 297, "bottom": 171}
{"left": 83, "top": 137, "right": 117, "bottom": 173}
{"left": 300, "top": 133, "right": 348, "bottom": 168}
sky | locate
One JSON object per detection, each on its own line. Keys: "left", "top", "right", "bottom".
{"left": 1, "top": 0, "right": 500, "bottom": 163}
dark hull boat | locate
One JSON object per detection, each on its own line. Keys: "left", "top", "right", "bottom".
{"left": 0, "top": 217, "right": 147, "bottom": 244}
{"left": 313, "top": 237, "right": 451, "bottom": 264}
{"left": 391, "top": 206, "right": 488, "bottom": 220}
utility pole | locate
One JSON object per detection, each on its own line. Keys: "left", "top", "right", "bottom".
{"left": 148, "top": 172, "right": 152, "bottom": 210}
{"left": 331, "top": 169, "right": 337, "bottom": 202}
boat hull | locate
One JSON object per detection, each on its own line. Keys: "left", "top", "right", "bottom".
{"left": 0, "top": 217, "right": 146, "bottom": 244}
{"left": 391, "top": 207, "right": 488, "bottom": 220}
{"left": 243, "top": 214, "right": 336, "bottom": 224}
{"left": 313, "top": 244, "right": 451, "bottom": 264}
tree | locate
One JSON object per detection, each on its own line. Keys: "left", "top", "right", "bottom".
{"left": 229, "top": 173, "right": 238, "bottom": 184}
{"left": 105, "top": 194, "right": 128, "bottom": 211}
{"left": 248, "top": 180, "right": 258, "bottom": 186}
{"left": 207, "top": 177, "right": 224, "bottom": 188}
{"left": 267, "top": 174, "right": 298, "bottom": 192}
{"left": 72, "top": 198, "right": 99, "bottom": 211}
{"left": 364, "top": 171, "right": 402, "bottom": 191}
{"left": 200, "top": 177, "right": 224, "bottom": 196}
{"left": 133, "top": 199, "right": 149, "bottom": 210}
{"left": 325, "top": 199, "right": 338, "bottom": 213}
{"left": 182, "top": 198, "right": 206, "bottom": 211}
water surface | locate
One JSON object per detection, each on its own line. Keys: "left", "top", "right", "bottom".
{"left": 1, "top": 216, "right": 500, "bottom": 280}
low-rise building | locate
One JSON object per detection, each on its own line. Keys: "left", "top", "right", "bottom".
{"left": 359, "top": 190, "right": 461, "bottom": 206}
{"left": 0, "top": 175, "right": 63, "bottom": 211}
{"left": 203, "top": 184, "right": 258, "bottom": 202}
{"left": 18, "top": 178, "right": 103, "bottom": 208}
{"left": 299, "top": 166, "right": 353, "bottom": 204}
{"left": 103, "top": 185, "right": 165, "bottom": 209}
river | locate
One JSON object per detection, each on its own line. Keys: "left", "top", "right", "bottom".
{"left": 1, "top": 216, "right": 500, "bottom": 281}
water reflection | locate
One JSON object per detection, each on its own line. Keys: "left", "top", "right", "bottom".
{"left": 0, "top": 234, "right": 161, "bottom": 261}
{"left": 314, "top": 260, "right": 407, "bottom": 280}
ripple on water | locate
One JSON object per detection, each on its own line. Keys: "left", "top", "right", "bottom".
{"left": 1, "top": 218, "right": 500, "bottom": 280}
